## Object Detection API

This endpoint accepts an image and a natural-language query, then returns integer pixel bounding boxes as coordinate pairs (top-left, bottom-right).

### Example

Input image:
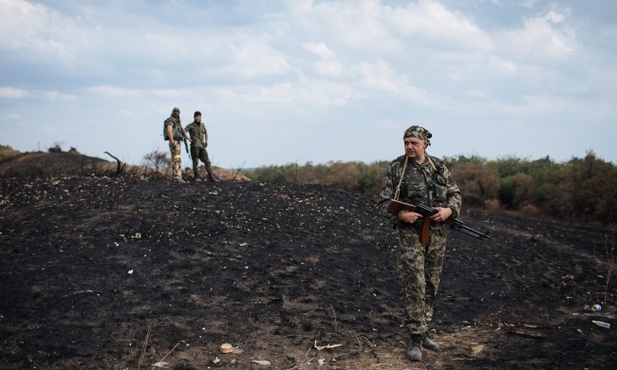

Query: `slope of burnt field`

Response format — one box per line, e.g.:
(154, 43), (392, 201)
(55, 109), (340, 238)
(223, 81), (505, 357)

(0, 176), (615, 369)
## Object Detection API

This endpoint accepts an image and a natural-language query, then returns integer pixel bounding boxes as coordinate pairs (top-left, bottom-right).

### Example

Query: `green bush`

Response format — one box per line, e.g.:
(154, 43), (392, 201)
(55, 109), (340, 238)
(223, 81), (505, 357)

(244, 152), (617, 225)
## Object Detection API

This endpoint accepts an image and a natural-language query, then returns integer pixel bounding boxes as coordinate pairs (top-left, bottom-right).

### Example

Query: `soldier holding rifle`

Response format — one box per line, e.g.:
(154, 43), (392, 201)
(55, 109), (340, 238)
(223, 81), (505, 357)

(377, 125), (462, 362)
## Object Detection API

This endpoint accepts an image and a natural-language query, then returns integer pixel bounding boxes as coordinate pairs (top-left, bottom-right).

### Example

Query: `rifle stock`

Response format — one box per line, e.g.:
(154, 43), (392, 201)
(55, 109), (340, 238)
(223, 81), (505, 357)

(387, 199), (490, 243)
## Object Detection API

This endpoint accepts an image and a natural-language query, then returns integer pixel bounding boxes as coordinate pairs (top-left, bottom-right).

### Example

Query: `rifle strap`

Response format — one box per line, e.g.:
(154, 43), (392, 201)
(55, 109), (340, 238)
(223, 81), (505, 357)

(394, 155), (409, 201)
(395, 155), (434, 245)
(425, 153), (437, 172)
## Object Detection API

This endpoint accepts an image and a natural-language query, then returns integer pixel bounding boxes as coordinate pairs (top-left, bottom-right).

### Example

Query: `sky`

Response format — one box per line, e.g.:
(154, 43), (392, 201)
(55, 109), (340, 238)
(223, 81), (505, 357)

(1, 0), (616, 169)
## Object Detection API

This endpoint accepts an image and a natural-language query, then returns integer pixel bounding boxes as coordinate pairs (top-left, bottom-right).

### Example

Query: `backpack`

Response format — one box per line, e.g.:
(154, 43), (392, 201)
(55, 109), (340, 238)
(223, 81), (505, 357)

(163, 118), (182, 141)
(163, 120), (169, 141)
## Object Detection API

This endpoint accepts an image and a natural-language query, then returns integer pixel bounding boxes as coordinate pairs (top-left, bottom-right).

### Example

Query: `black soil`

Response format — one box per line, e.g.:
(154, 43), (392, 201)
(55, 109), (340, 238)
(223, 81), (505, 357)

(1, 176), (615, 369)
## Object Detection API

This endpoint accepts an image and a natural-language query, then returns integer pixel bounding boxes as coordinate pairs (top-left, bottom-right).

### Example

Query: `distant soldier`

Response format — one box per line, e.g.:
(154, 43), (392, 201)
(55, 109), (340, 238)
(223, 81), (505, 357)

(185, 111), (219, 182)
(163, 107), (190, 183)
(377, 125), (462, 362)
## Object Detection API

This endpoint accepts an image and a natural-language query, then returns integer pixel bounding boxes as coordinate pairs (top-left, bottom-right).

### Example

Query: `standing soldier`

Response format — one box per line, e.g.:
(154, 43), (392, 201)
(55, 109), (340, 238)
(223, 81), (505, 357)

(377, 125), (462, 362)
(163, 107), (189, 183)
(185, 111), (219, 182)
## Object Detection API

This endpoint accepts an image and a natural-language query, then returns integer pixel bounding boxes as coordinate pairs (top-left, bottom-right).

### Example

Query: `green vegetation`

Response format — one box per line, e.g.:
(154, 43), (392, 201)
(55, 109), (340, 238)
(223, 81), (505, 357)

(0, 144), (20, 162)
(243, 151), (617, 226)
(246, 161), (389, 195)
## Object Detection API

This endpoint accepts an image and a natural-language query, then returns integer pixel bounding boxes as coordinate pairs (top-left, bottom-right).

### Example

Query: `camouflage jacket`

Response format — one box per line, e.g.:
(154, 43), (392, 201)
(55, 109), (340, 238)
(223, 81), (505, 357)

(185, 121), (208, 149)
(377, 154), (462, 229)
(164, 117), (184, 141)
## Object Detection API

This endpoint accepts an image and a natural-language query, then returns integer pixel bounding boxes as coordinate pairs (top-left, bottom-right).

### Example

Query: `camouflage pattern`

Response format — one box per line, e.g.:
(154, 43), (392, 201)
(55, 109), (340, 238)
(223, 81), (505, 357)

(185, 120), (213, 177)
(185, 121), (208, 149)
(164, 107), (184, 180)
(164, 107), (183, 141)
(377, 154), (461, 224)
(168, 140), (182, 179)
(190, 146), (213, 177)
(378, 153), (462, 335)
(396, 225), (447, 334)
(403, 125), (433, 143)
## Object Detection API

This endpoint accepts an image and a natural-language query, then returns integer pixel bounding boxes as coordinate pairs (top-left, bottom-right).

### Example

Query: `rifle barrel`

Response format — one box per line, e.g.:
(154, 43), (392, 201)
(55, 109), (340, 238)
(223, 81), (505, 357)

(451, 223), (490, 240)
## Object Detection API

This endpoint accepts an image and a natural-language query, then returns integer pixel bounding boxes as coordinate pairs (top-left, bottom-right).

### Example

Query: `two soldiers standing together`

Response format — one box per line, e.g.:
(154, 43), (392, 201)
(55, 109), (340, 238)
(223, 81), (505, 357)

(164, 107), (219, 183)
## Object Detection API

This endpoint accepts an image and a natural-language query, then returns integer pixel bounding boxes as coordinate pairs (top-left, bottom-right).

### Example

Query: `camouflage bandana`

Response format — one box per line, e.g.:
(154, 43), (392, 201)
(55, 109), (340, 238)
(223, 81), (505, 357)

(403, 125), (432, 142)
(171, 107), (180, 119)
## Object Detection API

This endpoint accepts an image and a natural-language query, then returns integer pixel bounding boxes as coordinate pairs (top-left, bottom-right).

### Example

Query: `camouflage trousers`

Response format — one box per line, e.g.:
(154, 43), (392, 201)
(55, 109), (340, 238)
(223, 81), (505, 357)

(190, 146), (212, 177)
(168, 141), (182, 180)
(396, 224), (447, 335)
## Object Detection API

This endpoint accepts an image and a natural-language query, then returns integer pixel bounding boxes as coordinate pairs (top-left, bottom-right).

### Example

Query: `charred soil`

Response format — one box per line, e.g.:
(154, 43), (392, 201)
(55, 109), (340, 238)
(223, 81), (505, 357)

(1, 173), (616, 369)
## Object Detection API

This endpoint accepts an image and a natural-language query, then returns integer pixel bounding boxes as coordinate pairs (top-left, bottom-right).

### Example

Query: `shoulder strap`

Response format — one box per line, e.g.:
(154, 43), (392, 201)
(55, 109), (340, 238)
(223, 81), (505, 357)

(393, 155), (408, 201)
(425, 153), (438, 172)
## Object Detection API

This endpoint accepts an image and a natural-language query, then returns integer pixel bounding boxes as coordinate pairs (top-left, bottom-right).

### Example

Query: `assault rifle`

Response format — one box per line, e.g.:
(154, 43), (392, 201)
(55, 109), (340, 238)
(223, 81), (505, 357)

(387, 199), (490, 244)
(181, 128), (191, 160)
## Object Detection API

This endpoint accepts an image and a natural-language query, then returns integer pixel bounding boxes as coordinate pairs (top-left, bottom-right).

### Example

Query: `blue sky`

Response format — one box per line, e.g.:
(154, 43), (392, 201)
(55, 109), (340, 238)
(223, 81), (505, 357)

(1, 0), (616, 168)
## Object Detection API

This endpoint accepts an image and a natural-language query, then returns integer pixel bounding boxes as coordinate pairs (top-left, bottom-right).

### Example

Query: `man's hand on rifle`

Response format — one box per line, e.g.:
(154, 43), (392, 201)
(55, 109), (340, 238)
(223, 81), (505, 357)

(397, 206), (452, 224)
(428, 207), (452, 223)
(397, 210), (423, 224)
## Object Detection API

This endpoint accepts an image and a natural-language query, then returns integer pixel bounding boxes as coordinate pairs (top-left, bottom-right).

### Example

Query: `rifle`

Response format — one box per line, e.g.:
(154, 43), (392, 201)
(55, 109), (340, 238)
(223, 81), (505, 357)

(181, 128), (191, 160)
(387, 199), (490, 244)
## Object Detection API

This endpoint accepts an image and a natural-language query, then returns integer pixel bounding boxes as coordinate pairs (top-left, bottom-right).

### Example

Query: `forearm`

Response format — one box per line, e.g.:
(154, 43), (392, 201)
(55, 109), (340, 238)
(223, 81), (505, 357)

(445, 192), (462, 217)
(167, 127), (175, 144)
(377, 173), (398, 222)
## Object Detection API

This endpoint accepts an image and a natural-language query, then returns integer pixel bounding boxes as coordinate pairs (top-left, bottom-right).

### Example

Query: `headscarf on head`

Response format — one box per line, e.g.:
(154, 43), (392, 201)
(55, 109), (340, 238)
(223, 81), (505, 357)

(403, 125), (432, 146)
(403, 125), (438, 170)
(171, 107), (180, 120)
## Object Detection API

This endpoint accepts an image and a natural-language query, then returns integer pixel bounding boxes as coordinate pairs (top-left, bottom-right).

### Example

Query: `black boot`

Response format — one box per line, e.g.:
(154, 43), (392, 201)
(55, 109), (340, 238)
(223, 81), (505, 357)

(407, 334), (423, 362)
(207, 170), (220, 183)
(422, 332), (440, 352)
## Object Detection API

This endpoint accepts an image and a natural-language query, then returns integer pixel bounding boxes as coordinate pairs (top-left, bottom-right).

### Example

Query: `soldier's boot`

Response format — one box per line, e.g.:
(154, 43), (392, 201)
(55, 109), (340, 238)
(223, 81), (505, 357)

(407, 334), (423, 362)
(422, 333), (439, 352)
(193, 170), (203, 182)
(207, 170), (220, 183)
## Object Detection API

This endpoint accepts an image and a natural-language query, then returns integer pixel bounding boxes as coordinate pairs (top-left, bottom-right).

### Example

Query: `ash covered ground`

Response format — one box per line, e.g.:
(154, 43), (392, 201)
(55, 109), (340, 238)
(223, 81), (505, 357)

(1, 174), (616, 369)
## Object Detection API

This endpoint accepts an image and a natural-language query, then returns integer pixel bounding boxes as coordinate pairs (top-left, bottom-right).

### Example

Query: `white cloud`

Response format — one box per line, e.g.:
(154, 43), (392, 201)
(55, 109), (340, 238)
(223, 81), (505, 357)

(85, 85), (142, 98)
(0, 86), (28, 98)
(217, 77), (361, 107)
(3, 112), (23, 120)
(314, 59), (343, 77)
(0, 0), (88, 64)
(499, 10), (577, 60)
(303, 42), (336, 59)
(353, 59), (430, 103)
(488, 56), (518, 74)
(387, 0), (492, 51)
(355, 59), (401, 93)
(303, 42), (343, 77)
(0, 0), (615, 166)
(465, 90), (489, 99)
(46, 91), (76, 102)
(285, 0), (398, 50)
(228, 36), (292, 78)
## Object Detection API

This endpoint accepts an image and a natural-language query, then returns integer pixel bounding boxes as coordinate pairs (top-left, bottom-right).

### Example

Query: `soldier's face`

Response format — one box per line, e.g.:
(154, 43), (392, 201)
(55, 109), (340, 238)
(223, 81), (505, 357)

(404, 137), (426, 158)
(195, 115), (202, 123)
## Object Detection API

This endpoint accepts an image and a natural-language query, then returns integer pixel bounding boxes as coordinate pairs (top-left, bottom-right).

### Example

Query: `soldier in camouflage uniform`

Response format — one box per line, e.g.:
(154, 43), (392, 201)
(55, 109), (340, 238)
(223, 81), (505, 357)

(377, 125), (462, 362)
(164, 107), (189, 183)
(185, 111), (219, 182)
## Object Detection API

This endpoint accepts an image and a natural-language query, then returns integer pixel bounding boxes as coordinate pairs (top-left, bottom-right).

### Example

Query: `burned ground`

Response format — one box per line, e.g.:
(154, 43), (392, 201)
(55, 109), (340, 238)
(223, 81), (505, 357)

(0, 173), (616, 369)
